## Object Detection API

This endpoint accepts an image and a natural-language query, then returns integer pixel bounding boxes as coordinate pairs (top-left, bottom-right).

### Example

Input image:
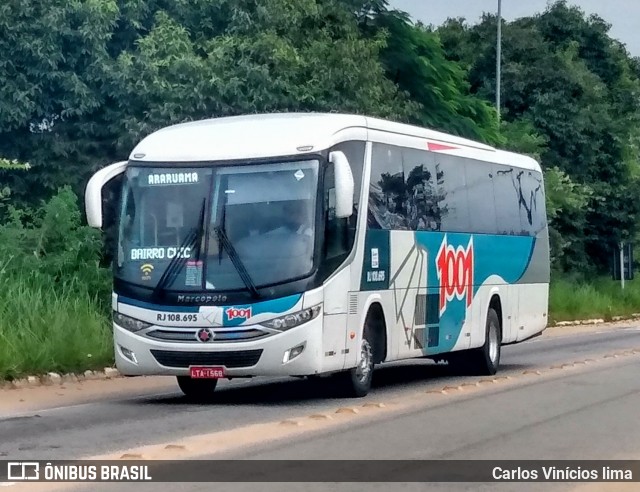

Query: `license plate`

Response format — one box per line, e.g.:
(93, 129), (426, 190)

(189, 366), (225, 379)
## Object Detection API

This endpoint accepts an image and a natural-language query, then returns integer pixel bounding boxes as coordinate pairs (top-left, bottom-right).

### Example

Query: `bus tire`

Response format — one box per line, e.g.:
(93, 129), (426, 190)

(335, 322), (375, 398)
(467, 308), (501, 375)
(176, 376), (218, 401)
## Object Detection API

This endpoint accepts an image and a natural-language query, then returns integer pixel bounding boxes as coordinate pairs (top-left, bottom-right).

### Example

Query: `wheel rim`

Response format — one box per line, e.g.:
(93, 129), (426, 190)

(488, 320), (499, 364)
(355, 338), (373, 384)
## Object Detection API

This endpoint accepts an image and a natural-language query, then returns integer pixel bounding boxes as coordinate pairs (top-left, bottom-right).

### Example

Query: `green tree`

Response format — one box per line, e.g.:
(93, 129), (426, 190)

(0, 157), (30, 216)
(358, 2), (501, 144)
(543, 167), (593, 274)
(0, 0), (417, 214)
(0, 158), (30, 171)
(437, 1), (640, 273)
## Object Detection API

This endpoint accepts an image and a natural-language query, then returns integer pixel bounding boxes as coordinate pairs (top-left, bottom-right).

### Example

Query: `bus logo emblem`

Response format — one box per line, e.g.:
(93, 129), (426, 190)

(435, 236), (474, 315)
(196, 328), (214, 343)
(226, 307), (252, 321)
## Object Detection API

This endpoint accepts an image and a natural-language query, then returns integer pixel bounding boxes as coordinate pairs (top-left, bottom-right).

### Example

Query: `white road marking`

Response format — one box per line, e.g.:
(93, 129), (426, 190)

(0, 483), (16, 487)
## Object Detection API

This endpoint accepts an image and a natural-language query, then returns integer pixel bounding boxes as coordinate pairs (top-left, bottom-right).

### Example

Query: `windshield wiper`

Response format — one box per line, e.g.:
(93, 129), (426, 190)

(153, 199), (206, 298)
(213, 225), (260, 299)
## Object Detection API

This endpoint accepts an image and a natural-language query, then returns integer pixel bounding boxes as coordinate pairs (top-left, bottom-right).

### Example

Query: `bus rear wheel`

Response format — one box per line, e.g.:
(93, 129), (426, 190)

(467, 307), (501, 375)
(444, 308), (501, 376)
(176, 376), (218, 401)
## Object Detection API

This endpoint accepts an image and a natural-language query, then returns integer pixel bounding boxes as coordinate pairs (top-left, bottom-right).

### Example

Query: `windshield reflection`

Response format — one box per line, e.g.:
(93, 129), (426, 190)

(115, 160), (319, 292)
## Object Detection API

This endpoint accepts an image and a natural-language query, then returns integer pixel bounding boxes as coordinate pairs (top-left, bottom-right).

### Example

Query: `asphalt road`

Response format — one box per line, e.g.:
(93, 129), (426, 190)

(111, 357), (639, 492)
(1, 326), (639, 466)
(2, 325), (635, 492)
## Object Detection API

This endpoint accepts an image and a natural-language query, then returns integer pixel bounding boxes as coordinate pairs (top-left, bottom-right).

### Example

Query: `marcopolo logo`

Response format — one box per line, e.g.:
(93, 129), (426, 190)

(225, 307), (252, 321)
(435, 235), (474, 315)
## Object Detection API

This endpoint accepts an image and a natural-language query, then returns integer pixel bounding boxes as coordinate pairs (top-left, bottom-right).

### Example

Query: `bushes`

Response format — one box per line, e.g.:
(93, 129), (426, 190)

(0, 277), (113, 379)
(0, 187), (112, 380)
(550, 276), (640, 323)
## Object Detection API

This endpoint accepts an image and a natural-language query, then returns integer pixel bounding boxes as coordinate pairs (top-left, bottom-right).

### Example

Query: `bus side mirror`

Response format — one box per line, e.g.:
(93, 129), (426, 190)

(329, 151), (354, 219)
(85, 161), (128, 228)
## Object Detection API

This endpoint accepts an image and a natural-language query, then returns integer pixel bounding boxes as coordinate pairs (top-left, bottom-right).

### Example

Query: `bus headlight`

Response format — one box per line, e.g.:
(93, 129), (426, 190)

(113, 312), (152, 332)
(262, 305), (322, 331)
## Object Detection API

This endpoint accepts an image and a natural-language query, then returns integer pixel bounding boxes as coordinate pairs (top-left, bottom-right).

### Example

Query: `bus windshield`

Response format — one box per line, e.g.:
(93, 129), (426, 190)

(115, 160), (319, 292)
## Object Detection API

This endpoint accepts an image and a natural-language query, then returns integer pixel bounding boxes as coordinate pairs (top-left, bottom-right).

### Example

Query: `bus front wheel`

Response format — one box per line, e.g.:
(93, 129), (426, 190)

(176, 376), (218, 401)
(335, 324), (375, 398)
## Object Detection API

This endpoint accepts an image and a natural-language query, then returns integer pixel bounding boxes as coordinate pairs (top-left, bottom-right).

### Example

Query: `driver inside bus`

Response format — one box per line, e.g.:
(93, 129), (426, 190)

(204, 200), (313, 253)
(265, 201), (313, 238)
(204, 201), (313, 289)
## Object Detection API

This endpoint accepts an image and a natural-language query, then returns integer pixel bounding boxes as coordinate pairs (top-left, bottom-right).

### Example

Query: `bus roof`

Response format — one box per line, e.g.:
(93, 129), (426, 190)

(129, 112), (541, 172)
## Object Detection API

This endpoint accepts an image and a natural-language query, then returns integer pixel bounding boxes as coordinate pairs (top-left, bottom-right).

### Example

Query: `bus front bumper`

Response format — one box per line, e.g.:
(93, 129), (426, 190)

(112, 319), (323, 378)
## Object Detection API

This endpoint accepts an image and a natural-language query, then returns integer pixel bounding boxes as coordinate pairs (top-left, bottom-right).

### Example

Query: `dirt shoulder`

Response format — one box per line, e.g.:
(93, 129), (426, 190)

(0, 375), (176, 416)
(542, 319), (640, 338)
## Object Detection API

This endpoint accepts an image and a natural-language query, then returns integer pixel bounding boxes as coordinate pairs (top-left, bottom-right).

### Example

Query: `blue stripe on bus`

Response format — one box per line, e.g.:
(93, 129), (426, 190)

(221, 294), (303, 327)
(117, 296), (200, 313)
(359, 230), (539, 356)
(414, 232), (536, 355)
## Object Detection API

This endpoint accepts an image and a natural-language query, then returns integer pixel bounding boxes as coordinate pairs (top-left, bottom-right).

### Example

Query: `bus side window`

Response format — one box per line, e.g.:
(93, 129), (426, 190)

(369, 143), (408, 230)
(323, 164), (355, 260)
(322, 141), (364, 262)
(401, 147), (442, 231)
(464, 160), (497, 234)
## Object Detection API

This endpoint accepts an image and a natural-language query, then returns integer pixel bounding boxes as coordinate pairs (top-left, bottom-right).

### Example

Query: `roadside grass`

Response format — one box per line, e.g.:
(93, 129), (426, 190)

(549, 276), (640, 323)
(0, 187), (114, 380)
(0, 272), (113, 380)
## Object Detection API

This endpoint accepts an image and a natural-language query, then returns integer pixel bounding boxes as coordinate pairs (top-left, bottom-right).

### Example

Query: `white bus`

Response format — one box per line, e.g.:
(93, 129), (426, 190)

(85, 113), (550, 399)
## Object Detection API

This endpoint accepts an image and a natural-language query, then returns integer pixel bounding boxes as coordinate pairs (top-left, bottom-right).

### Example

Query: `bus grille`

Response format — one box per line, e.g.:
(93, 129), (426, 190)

(348, 294), (359, 314)
(147, 329), (268, 343)
(150, 349), (263, 368)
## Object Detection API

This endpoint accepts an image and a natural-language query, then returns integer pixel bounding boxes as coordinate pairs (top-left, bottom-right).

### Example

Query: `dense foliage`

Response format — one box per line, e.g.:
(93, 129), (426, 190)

(0, 188), (112, 379)
(1, 0), (640, 377)
(1, 0), (636, 277)
(437, 1), (640, 274)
